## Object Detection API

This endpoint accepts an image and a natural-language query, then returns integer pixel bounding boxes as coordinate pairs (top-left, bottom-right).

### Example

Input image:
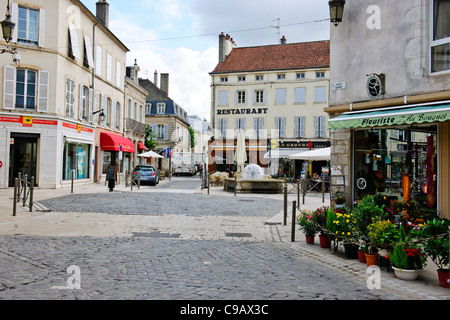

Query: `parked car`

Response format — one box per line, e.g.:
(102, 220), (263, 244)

(132, 165), (159, 186)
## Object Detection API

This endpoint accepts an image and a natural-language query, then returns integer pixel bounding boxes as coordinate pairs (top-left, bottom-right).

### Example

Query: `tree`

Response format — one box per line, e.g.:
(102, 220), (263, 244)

(145, 125), (159, 150)
(189, 127), (197, 150)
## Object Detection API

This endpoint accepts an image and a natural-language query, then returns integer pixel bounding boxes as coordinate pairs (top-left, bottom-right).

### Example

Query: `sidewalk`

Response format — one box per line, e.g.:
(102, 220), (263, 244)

(0, 182), (448, 300)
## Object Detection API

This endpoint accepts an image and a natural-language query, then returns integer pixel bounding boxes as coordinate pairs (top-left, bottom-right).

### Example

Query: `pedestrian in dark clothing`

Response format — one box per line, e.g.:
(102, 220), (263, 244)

(107, 166), (116, 192)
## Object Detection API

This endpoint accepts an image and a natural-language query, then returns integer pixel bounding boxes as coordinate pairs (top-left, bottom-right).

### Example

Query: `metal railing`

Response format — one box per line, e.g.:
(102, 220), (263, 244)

(13, 173), (34, 216)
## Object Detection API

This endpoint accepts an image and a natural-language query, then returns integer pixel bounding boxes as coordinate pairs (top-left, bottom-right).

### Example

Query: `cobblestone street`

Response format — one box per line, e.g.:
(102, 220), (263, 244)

(0, 176), (448, 305)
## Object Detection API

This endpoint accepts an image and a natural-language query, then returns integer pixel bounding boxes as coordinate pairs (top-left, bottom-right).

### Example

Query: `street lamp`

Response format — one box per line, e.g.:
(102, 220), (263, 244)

(329, 0), (346, 27)
(93, 109), (106, 124)
(1, 0), (15, 43)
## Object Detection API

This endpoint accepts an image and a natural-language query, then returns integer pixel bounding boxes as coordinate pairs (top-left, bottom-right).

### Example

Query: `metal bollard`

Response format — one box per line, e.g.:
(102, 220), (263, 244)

(283, 184), (287, 225)
(29, 176), (34, 212)
(13, 178), (18, 216)
(291, 201), (297, 242)
(23, 174), (27, 207)
(302, 179), (306, 204)
(322, 177), (325, 203)
(234, 175), (237, 196)
(71, 170), (74, 194)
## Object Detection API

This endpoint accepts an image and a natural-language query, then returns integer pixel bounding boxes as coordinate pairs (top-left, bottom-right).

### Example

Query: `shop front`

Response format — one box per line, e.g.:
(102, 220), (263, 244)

(95, 130), (135, 183)
(328, 102), (450, 216)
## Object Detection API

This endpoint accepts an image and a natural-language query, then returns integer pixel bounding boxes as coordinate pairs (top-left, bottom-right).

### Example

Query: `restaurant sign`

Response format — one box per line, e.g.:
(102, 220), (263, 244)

(278, 141), (330, 149)
(328, 104), (450, 130)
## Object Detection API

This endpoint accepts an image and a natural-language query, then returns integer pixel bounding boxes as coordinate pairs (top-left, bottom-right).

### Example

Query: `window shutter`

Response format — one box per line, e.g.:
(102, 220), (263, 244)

(164, 124), (168, 140)
(320, 117), (325, 137)
(102, 95), (107, 125)
(38, 9), (45, 47)
(300, 118), (305, 137)
(234, 91), (237, 105)
(111, 100), (116, 129)
(314, 117), (319, 137)
(253, 118), (258, 137)
(280, 118), (285, 138)
(3, 65), (16, 110)
(68, 22), (81, 60)
(11, 3), (18, 43)
(37, 70), (49, 112)
(275, 118), (279, 138)
(259, 118), (264, 138)
(84, 35), (94, 67)
(88, 88), (94, 123)
(294, 118), (299, 138)
(79, 84), (84, 120)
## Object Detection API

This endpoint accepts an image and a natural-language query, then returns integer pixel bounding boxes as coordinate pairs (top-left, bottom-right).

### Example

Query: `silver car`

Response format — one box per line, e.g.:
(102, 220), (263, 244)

(132, 165), (159, 186)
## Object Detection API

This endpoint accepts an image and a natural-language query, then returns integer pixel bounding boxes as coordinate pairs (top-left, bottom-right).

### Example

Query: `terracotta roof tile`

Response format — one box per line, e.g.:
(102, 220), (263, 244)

(211, 40), (330, 74)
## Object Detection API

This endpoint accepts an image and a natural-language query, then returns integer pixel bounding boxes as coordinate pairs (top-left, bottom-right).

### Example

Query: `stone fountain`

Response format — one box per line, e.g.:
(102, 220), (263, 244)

(224, 164), (284, 194)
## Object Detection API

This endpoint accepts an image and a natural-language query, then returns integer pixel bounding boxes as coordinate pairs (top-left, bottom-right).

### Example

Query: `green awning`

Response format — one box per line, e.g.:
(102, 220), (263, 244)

(328, 104), (450, 130)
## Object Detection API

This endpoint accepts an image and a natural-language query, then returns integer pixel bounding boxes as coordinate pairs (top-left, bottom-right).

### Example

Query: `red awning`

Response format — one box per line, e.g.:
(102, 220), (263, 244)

(137, 142), (146, 150)
(100, 132), (135, 153)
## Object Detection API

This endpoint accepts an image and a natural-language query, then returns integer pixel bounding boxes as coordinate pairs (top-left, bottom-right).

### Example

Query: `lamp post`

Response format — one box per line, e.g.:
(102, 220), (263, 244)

(1, 0), (15, 43)
(329, 0), (346, 27)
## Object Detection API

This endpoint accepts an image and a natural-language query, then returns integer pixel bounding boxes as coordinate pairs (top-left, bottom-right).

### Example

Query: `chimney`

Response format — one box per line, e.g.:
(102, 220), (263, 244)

(160, 73), (169, 96)
(218, 32), (236, 63)
(96, 0), (109, 28)
(280, 36), (286, 44)
(154, 70), (158, 86)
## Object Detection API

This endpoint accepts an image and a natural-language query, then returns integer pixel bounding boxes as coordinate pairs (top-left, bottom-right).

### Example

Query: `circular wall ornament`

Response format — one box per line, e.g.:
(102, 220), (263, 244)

(357, 177), (367, 190)
(366, 74), (384, 99)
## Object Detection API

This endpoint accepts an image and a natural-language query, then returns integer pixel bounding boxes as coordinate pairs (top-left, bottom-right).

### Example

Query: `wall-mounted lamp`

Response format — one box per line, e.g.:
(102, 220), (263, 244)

(1, 0), (15, 43)
(93, 109), (106, 124)
(329, 0), (346, 27)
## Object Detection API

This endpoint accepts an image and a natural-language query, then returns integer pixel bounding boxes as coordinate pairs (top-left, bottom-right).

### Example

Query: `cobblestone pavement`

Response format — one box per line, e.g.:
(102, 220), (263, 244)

(0, 235), (401, 300)
(0, 177), (448, 302)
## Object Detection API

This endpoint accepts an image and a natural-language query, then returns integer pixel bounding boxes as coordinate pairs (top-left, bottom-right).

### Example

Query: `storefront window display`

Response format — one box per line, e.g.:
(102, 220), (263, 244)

(63, 142), (91, 180)
(353, 126), (437, 210)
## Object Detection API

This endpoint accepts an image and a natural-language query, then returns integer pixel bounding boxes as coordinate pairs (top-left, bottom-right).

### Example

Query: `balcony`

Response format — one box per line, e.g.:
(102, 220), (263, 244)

(125, 118), (146, 136)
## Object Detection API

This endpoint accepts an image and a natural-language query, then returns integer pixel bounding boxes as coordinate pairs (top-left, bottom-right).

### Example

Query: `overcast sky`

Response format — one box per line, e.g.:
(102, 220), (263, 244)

(81, 0), (331, 121)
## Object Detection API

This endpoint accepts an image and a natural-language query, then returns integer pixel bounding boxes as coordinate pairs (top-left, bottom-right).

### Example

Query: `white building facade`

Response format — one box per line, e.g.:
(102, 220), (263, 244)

(0, 0), (129, 188)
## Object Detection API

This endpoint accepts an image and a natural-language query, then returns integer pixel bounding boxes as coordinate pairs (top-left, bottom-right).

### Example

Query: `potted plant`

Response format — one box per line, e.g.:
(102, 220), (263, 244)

(390, 244), (427, 281)
(312, 206), (331, 248)
(334, 191), (345, 208)
(416, 217), (450, 288)
(332, 208), (359, 258)
(366, 219), (392, 267)
(297, 210), (318, 244)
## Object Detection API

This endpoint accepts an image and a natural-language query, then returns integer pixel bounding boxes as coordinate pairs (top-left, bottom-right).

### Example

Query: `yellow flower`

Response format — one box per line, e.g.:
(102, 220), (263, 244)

(346, 219), (350, 223)
(347, 232), (351, 236)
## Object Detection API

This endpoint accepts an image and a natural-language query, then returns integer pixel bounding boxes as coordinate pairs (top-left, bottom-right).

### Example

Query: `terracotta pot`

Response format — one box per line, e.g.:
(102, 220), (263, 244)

(392, 267), (419, 281)
(365, 253), (379, 266)
(437, 269), (449, 288)
(357, 250), (366, 263)
(319, 235), (331, 248)
(305, 235), (315, 244)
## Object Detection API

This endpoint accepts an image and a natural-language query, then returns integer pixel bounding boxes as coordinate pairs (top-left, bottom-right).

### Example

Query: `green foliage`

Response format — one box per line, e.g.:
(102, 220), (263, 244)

(145, 125), (159, 150)
(352, 195), (385, 240)
(416, 218), (450, 270)
(326, 207), (337, 235)
(189, 127), (197, 149)
(297, 210), (319, 236)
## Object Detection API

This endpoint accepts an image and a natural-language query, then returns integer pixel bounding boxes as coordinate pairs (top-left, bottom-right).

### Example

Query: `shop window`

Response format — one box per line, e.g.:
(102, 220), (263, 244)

(353, 127), (437, 211)
(63, 142), (90, 180)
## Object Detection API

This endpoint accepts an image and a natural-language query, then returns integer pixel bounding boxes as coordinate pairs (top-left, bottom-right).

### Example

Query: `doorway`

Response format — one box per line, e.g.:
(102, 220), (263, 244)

(9, 133), (39, 187)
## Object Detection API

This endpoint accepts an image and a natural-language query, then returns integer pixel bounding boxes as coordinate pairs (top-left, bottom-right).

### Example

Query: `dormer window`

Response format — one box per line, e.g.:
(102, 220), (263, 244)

(238, 76), (246, 82)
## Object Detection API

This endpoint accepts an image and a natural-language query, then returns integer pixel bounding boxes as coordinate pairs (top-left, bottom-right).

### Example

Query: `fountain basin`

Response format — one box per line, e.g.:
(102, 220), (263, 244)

(224, 177), (284, 194)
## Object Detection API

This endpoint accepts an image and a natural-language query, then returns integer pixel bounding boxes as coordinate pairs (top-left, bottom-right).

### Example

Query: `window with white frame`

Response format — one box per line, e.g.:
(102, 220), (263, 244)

(235, 118), (246, 136)
(277, 74), (286, 80)
(145, 103), (151, 114)
(220, 77), (228, 82)
(238, 76), (246, 82)
(294, 117), (305, 138)
(314, 116), (326, 138)
(236, 90), (246, 104)
(255, 75), (264, 81)
(296, 73), (305, 79)
(218, 118), (227, 138)
(16, 69), (36, 109)
(316, 71), (325, 78)
(275, 117), (286, 138)
(431, 0), (450, 73)
(254, 90), (264, 104)
(116, 102), (121, 129)
(157, 124), (168, 140)
(128, 98), (132, 118)
(79, 85), (88, 120)
(157, 103), (166, 114)
(17, 7), (39, 45)
(253, 118), (264, 138)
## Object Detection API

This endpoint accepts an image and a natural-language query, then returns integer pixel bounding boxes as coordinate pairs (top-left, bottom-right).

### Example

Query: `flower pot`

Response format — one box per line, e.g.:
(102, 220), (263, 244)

(305, 235), (315, 244)
(365, 253), (379, 267)
(344, 244), (359, 259)
(437, 269), (449, 288)
(319, 235), (331, 248)
(357, 250), (366, 263)
(392, 267), (419, 281)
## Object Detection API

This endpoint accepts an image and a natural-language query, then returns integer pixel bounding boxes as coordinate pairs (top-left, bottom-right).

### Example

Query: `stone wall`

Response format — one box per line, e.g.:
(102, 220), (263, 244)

(330, 128), (352, 206)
